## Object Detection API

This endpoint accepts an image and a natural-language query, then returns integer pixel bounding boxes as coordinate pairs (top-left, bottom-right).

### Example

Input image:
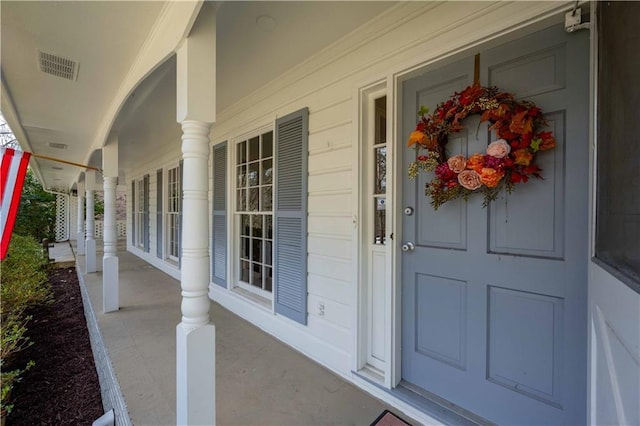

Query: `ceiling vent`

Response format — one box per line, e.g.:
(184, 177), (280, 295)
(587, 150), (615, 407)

(48, 142), (68, 149)
(38, 50), (79, 81)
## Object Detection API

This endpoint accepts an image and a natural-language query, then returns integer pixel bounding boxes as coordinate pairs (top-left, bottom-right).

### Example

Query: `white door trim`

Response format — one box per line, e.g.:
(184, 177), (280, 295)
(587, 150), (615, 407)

(587, 4), (640, 425)
(354, 80), (395, 384)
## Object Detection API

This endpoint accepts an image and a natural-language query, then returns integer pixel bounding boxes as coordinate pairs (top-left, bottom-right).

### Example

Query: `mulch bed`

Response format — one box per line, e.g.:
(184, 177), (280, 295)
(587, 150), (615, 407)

(5, 267), (104, 425)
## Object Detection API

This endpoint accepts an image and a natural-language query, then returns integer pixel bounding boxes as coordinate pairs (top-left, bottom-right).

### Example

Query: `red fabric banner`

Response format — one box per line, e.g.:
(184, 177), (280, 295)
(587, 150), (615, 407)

(1, 148), (31, 260)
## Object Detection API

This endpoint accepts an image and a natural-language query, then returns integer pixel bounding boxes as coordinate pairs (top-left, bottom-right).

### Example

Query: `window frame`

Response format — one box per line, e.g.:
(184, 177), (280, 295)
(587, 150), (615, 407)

(371, 95), (387, 247)
(135, 177), (145, 249)
(594, 1), (640, 292)
(165, 164), (181, 264)
(232, 125), (275, 299)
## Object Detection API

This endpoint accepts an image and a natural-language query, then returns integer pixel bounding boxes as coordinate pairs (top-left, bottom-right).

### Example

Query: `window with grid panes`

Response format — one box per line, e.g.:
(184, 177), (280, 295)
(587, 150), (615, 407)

(235, 130), (273, 295)
(136, 179), (145, 248)
(166, 166), (180, 261)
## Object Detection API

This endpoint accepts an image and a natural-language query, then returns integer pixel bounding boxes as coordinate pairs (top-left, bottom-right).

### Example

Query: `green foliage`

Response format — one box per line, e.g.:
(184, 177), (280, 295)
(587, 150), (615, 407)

(0, 315), (34, 416)
(94, 193), (104, 218)
(0, 315), (33, 361)
(0, 361), (34, 416)
(0, 235), (51, 313)
(13, 169), (56, 242)
(0, 234), (52, 416)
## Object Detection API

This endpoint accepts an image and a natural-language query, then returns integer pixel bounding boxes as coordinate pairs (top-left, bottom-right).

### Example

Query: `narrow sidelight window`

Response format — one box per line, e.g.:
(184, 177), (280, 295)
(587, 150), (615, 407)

(372, 96), (387, 245)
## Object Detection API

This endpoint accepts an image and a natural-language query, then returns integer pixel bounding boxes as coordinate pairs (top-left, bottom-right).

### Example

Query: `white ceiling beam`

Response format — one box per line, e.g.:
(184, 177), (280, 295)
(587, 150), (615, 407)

(177, 2), (216, 124)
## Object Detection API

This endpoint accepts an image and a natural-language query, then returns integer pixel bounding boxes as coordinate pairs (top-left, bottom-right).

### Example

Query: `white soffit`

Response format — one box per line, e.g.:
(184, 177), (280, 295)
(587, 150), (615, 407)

(0, 1), (165, 190)
(216, 1), (397, 111)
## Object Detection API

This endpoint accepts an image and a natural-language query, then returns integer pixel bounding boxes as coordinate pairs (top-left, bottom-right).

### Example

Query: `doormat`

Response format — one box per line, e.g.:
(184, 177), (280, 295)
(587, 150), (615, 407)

(370, 410), (412, 426)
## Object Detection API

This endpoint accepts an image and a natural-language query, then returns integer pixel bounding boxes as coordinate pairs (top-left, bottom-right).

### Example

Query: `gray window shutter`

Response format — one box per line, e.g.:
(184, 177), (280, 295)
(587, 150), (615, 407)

(143, 174), (150, 252)
(274, 108), (309, 325)
(178, 160), (183, 269)
(212, 142), (227, 287)
(131, 180), (135, 246)
(156, 169), (163, 258)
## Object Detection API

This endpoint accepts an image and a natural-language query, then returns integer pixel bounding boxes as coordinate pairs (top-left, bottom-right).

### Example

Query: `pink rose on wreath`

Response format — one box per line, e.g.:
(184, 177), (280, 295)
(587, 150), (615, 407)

(457, 170), (483, 190)
(486, 139), (511, 158)
(447, 155), (467, 173)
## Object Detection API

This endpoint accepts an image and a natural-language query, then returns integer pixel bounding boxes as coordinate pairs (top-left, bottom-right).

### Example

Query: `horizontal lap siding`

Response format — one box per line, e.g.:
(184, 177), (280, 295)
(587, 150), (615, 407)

(308, 193), (351, 215)
(308, 148), (351, 174)
(309, 122), (351, 152)
(308, 235), (351, 261)
(127, 145), (183, 278)
(308, 171), (352, 193)
(296, 99), (354, 348)
(308, 215), (352, 238)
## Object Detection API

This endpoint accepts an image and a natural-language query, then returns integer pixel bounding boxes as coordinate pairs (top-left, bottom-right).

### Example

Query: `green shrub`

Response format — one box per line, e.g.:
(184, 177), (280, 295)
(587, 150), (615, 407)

(0, 314), (34, 416)
(0, 234), (52, 416)
(13, 169), (56, 242)
(1, 235), (51, 314)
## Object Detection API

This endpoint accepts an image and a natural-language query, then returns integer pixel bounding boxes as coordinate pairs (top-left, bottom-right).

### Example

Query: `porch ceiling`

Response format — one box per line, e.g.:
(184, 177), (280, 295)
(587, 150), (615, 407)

(0, 0), (166, 191)
(1, 1), (395, 188)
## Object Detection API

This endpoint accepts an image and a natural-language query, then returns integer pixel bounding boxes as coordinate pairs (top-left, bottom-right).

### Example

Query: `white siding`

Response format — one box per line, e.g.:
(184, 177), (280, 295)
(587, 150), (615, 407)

(127, 143), (183, 280)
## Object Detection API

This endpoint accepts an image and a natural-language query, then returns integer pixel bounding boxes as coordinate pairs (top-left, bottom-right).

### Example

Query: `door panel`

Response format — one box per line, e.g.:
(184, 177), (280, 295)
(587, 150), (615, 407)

(416, 274), (467, 370)
(401, 24), (589, 425)
(489, 111), (565, 258)
(487, 286), (564, 408)
(404, 61), (473, 252)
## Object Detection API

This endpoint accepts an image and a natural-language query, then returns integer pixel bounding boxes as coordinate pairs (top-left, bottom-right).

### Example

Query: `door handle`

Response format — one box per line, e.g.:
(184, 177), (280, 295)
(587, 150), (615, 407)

(401, 242), (415, 252)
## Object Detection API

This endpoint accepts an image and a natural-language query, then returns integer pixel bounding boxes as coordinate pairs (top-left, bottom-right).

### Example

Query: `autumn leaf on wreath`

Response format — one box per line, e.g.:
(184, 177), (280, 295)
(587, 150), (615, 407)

(457, 83), (485, 106)
(530, 137), (542, 152)
(408, 130), (427, 147)
(509, 110), (533, 135)
(537, 131), (556, 151)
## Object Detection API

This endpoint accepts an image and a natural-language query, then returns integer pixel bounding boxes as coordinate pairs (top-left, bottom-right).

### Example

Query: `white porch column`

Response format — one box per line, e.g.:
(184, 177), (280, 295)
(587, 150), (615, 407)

(76, 180), (85, 255)
(175, 4), (216, 425)
(102, 141), (119, 313)
(85, 170), (97, 273)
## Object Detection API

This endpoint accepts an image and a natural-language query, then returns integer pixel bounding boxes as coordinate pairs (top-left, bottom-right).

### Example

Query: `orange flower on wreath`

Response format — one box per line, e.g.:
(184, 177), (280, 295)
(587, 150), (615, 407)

(479, 168), (505, 188)
(466, 153), (484, 173)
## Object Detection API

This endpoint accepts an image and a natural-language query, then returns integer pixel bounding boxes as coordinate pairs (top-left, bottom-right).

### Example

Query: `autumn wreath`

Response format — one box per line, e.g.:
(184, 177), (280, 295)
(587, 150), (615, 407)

(408, 83), (556, 209)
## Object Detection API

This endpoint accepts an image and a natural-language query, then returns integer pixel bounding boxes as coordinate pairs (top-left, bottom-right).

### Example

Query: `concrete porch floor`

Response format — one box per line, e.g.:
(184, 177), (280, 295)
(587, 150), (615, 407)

(70, 241), (409, 426)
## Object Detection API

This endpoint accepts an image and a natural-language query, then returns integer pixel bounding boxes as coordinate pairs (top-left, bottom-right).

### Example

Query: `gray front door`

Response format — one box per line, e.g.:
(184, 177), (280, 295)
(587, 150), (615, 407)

(401, 24), (589, 425)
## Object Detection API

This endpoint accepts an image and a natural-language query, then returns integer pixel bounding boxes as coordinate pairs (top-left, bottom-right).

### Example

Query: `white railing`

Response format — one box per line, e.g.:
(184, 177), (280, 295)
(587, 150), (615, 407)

(93, 220), (127, 239)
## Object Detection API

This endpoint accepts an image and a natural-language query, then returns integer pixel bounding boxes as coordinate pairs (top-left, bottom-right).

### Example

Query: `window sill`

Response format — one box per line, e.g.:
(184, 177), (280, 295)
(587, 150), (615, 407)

(592, 256), (640, 295)
(164, 258), (179, 268)
(231, 286), (273, 311)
